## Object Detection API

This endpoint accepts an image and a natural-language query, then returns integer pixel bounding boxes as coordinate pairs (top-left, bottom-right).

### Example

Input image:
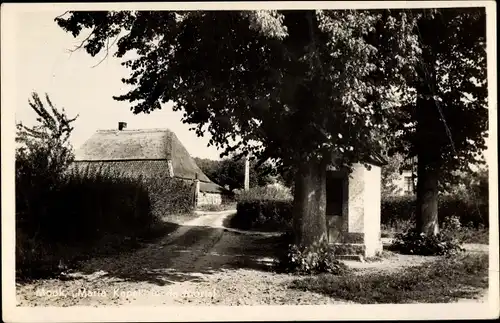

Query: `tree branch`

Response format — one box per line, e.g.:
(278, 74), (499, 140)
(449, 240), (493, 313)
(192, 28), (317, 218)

(91, 36), (112, 68)
(66, 27), (97, 54)
(55, 11), (69, 20)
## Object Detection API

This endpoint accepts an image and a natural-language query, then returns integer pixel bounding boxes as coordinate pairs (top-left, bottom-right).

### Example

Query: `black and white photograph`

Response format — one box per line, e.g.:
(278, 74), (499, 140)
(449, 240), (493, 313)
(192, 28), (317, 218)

(1, 1), (498, 321)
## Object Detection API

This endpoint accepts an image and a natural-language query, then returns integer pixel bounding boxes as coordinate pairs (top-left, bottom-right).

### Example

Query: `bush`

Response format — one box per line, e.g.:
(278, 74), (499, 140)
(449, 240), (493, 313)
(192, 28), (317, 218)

(15, 93), (194, 279)
(228, 185), (293, 232)
(440, 216), (489, 244)
(276, 240), (349, 275)
(16, 164), (194, 280)
(381, 195), (488, 229)
(141, 174), (194, 216)
(381, 219), (415, 238)
(236, 184), (293, 202)
(231, 200), (293, 232)
(391, 229), (464, 256)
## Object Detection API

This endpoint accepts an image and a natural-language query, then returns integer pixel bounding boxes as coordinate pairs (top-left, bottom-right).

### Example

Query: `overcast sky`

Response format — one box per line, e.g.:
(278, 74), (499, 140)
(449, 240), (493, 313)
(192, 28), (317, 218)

(13, 10), (223, 160)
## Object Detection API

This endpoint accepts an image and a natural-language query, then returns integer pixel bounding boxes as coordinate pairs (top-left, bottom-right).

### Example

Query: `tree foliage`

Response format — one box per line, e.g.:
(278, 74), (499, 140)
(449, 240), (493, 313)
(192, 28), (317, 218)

(54, 8), (488, 244)
(55, 9), (423, 246)
(391, 8), (487, 186)
(55, 10), (419, 171)
(16, 93), (79, 264)
(388, 8), (487, 235)
(16, 93), (78, 178)
(381, 153), (405, 198)
(194, 156), (278, 191)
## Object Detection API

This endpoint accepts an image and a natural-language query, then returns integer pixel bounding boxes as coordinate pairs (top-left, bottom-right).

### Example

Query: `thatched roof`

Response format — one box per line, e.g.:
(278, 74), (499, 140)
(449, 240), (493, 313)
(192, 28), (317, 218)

(199, 181), (225, 194)
(73, 128), (222, 192)
(69, 160), (172, 179)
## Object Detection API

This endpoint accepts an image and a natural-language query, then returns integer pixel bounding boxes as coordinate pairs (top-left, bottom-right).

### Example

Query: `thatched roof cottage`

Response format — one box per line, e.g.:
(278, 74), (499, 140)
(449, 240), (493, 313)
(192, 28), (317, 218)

(72, 123), (224, 206)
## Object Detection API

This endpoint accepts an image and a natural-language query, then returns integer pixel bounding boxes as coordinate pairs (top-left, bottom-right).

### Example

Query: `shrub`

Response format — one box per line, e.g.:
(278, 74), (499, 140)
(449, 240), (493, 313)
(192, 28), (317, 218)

(229, 185), (293, 232)
(142, 174), (194, 216)
(439, 194), (488, 228)
(231, 200), (293, 232)
(236, 184), (293, 202)
(381, 195), (488, 229)
(381, 219), (415, 238)
(15, 93), (194, 280)
(391, 229), (464, 256)
(16, 166), (152, 278)
(16, 164), (195, 280)
(440, 216), (489, 244)
(275, 239), (349, 275)
(381, 195), (416, 227)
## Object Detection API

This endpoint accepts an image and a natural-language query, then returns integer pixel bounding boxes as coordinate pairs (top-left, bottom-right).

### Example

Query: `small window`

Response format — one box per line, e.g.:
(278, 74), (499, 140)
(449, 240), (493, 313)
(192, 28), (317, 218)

(404, 176), (414, 195)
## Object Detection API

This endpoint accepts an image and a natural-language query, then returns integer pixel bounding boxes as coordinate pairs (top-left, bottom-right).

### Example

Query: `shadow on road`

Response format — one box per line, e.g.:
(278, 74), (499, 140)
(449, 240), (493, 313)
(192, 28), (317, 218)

(71, 221), (286, 287)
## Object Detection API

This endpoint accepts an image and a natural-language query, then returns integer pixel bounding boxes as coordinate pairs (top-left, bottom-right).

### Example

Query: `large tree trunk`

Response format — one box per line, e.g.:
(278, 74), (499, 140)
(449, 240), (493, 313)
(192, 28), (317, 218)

(292, 157), (328, 247)
(415, 88), (442, 236)
(413, 13), (449, 236)
(415, 21), (441, 236)
(415, 158), (439, 235)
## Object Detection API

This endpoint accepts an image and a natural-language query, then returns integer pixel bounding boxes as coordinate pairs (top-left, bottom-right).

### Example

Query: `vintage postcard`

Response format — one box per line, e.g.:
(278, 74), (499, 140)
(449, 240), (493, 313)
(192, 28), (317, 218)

(1, 1), (498, 322)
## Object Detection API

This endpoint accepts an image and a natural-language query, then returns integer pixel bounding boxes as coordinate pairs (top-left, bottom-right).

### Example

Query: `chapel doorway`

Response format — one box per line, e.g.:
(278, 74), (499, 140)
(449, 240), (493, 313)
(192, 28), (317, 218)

(326, 172), (345, 242)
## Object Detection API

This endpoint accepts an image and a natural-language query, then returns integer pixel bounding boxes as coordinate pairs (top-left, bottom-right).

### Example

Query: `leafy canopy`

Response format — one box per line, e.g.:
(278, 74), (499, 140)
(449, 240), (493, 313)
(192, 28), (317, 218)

(390, 8), (488, 186)
(56, 10), (420, 169)
(16, 93), (78, 176)
(194, 156), (278, 191)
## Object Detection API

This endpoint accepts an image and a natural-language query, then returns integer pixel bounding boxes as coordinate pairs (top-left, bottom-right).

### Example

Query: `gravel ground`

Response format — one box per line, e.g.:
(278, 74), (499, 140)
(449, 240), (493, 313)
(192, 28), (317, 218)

(16, 210), (348, 306)
(16, 212), (489, 306)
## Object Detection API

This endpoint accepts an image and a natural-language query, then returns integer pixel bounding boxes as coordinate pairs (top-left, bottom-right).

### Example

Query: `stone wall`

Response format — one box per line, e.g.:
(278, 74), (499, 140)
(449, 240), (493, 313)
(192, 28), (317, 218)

(392, 170), (415, 196)
(183, 178), (222, 206)
(363, 165), (383, 257)
(347, 163), (365, 233)
(327, 162), (383, 258)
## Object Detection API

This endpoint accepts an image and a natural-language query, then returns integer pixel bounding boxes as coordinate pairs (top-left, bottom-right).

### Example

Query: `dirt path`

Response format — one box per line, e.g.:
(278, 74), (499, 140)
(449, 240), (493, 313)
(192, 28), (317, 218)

(16, 210), (346, 306)
(17, 213), (489, 306)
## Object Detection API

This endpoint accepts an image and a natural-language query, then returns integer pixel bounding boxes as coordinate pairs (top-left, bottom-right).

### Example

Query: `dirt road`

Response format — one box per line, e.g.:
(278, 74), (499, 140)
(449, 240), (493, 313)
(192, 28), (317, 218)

(16, 211), (490, 306)
(16, 210), (346, 306)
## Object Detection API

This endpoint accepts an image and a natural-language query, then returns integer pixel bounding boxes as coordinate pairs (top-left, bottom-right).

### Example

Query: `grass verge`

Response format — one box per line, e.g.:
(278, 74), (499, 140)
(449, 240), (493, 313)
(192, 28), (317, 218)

(290, 253), (488, 304)
(381, 226), (489, 245)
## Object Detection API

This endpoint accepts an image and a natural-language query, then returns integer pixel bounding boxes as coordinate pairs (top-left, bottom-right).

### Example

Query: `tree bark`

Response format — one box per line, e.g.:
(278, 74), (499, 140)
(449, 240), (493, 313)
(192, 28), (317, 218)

(292, 157), (328, 247)
(415, 87), (441, 236)
(415, 26), (443, 235)
(415, 22), (441, 236)
(415, 158), (439, 235)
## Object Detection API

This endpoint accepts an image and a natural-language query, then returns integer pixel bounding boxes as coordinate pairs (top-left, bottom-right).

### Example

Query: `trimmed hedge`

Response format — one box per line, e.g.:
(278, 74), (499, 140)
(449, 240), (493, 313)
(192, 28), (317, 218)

(232, 200), (293, 232)
(16, 165), (194, 279)
(230, 190), (488, 234)
(381, 195), (489, 229)
(236, 184), (293, 202)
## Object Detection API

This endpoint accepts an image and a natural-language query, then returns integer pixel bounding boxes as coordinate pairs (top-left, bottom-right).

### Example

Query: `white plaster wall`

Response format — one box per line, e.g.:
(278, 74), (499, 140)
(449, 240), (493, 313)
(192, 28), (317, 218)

(392, 170), (413, 196)
(197, 192), (222, 206)
(364, 165), (382, 257)
(348, 163), (365, 233)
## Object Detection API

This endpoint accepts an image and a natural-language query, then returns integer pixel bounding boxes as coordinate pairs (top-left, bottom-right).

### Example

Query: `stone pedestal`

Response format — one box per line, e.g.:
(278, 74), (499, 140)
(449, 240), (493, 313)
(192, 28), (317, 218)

(326, 163), (383, 258)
